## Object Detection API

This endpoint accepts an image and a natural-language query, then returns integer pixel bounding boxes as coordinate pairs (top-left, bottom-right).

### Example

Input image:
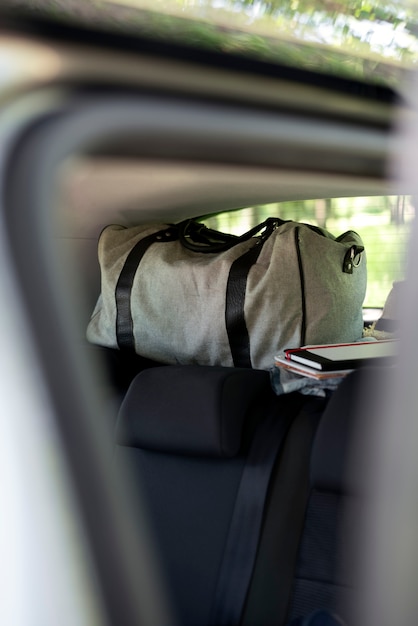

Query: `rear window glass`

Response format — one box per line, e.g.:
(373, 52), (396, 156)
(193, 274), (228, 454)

(200, 195), (413, 310)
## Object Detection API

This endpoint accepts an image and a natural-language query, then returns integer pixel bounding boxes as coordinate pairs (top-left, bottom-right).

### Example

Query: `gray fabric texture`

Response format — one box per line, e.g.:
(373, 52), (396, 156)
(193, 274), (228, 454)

(87, 221), (367, 370)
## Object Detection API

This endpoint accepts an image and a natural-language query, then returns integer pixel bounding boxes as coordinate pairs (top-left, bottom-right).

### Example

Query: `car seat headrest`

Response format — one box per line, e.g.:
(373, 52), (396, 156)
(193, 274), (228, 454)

(116, 365), (271, 457)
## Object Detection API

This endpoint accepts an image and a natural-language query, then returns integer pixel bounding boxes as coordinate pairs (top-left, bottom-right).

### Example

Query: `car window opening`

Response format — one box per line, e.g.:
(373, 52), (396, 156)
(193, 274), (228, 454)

(200, 195), (412, 311)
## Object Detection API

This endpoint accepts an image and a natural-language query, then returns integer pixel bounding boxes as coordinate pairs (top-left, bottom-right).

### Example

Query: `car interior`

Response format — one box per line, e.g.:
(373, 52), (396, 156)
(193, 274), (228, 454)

(0, 5), (415, 626)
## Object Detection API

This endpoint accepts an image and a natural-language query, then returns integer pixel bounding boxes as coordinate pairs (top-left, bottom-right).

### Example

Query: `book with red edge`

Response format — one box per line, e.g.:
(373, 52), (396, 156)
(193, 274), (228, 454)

(282, 339), (398, 372)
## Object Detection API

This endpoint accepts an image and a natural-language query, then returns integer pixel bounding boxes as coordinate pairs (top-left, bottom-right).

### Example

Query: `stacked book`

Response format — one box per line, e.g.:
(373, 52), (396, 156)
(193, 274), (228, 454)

(274, 340), (398, 381)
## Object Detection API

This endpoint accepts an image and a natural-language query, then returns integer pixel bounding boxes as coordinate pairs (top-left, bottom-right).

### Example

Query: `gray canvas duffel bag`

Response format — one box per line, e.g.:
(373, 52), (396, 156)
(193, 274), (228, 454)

(87, 217), (367, 370)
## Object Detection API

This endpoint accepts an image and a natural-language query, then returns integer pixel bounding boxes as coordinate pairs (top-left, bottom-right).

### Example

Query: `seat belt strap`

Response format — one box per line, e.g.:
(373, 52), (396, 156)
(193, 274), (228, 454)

(209, 402), (295, 626)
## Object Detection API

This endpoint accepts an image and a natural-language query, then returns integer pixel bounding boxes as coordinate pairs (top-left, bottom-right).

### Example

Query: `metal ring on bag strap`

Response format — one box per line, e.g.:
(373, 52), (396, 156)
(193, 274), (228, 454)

(343, 245), (364, 274)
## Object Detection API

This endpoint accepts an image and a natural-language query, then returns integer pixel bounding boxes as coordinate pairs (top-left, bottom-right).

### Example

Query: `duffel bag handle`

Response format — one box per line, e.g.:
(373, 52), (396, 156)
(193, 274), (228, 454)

(178, 217), (286, 253)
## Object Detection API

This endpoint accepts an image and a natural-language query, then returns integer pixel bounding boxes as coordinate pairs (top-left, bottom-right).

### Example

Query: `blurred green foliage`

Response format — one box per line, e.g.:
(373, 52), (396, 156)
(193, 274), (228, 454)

(5, 0), (417, 86)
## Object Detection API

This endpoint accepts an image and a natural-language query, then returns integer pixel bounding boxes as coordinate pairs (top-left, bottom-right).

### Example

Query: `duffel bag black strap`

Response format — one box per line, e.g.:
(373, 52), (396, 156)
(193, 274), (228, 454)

(225, 240), (267, 368)
(225, 219), (282, 367)
(115, 226), (178, 351)
(179, 217), (284, 254)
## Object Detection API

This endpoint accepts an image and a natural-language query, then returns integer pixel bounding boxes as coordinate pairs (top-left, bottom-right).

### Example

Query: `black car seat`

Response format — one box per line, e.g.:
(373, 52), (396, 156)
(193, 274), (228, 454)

(113, 364), (327, 626)
(284, 367), (374, 625)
